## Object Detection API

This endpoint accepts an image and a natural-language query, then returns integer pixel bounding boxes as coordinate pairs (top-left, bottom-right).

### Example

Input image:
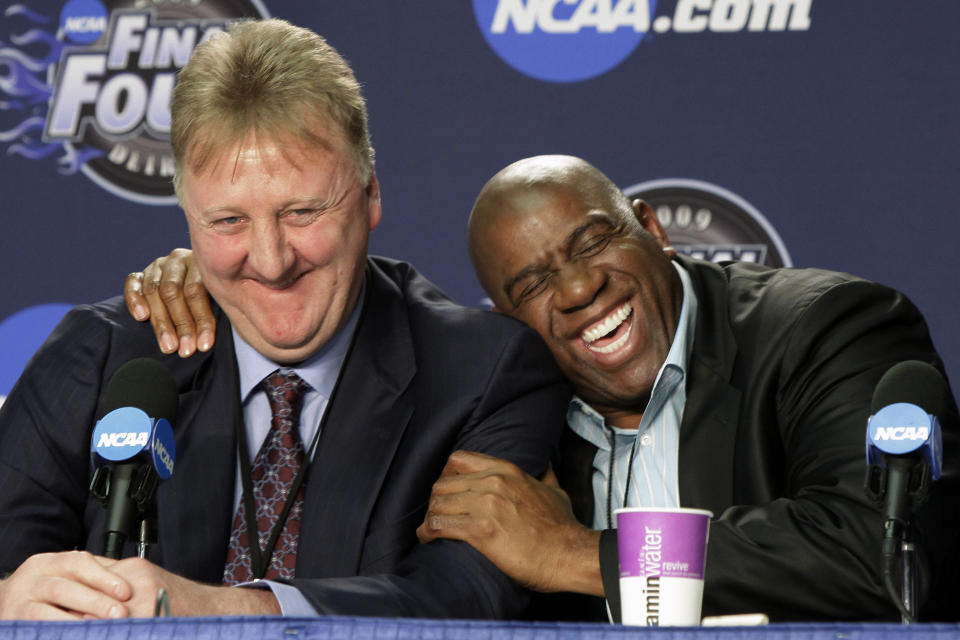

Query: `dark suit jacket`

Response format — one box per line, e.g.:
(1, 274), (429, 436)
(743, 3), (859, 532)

(551, 257), (960, 622)
(0, 257), (570, 618)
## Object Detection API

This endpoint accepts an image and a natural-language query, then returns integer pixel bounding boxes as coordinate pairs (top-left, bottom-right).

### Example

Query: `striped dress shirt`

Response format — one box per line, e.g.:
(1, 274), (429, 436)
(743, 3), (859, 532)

(567, 261), (698, 530)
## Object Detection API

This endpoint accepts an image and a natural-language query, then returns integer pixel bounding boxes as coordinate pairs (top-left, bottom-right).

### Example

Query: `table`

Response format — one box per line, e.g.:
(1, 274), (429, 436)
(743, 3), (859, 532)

(2, 617), (959, 640)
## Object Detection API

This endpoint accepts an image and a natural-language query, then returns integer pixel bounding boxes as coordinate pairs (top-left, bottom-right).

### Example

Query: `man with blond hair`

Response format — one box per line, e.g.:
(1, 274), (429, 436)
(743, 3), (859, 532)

(0, 20), (566, 620)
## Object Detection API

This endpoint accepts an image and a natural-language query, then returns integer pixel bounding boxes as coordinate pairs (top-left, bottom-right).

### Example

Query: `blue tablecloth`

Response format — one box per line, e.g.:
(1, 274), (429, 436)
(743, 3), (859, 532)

(1, 617), (958, 640)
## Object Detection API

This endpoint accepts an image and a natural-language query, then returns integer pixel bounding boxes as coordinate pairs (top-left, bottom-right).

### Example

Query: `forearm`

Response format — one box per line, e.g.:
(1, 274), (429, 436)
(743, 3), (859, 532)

(293, 539), (530, 619)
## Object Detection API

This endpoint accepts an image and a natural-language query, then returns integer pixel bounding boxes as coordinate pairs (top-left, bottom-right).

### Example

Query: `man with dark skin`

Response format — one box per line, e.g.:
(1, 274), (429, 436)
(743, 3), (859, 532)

(410, 157), (683, 601)
(126, 155), (960, 621)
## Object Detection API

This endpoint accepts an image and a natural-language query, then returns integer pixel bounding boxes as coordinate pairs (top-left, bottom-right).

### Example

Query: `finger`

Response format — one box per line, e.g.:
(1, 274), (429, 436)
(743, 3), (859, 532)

(540, 464), (560, 488)
(415, 522), (436, 544)
(154, 257), (199, 358)
(123, 273), (150, 322)
(29, 577), (128, 620)
(417, 514), (476, 544)
(181, 261), (215, 353)
(6, 552), (131, 620)
(60, 553), (132, 602)
(17, 601), (88, 622)
(91, 556), (122, 568)
(142, 260), (180, 355)
(425, 489), (483, 516)
(431, 460), (526, 497)
(442, 450), (518, 476)
(428, 470), (493, 496)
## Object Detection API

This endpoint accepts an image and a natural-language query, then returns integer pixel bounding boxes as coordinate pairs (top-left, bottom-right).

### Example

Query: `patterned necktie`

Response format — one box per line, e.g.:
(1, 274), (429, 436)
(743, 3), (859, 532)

(223, 370), (309, 584)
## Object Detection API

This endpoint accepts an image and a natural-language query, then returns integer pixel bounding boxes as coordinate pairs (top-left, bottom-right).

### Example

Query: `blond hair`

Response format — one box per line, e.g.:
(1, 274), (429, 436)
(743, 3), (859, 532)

(170, 19), (374, 197)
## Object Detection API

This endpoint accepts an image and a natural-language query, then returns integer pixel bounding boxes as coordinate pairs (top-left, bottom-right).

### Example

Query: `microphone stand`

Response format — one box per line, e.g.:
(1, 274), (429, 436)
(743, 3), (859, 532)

(901, 541), (917, 623)
(874, 455), (930, 624)
(138, 513), (157, 558)
(91, 463), (160, 560)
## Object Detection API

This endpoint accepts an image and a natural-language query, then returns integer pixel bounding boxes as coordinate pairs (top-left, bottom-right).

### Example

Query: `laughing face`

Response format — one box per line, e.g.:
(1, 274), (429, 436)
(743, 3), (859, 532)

(470, 158), (682, 428)
(180, 127), (381, 364)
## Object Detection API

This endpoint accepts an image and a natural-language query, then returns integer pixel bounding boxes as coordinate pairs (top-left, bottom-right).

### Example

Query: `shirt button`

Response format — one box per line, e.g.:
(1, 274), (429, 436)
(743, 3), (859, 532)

(640, 433), (652, 446)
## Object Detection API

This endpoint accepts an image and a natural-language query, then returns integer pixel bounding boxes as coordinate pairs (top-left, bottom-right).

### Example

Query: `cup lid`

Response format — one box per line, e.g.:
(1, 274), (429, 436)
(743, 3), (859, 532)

(614, 506), (714, 518)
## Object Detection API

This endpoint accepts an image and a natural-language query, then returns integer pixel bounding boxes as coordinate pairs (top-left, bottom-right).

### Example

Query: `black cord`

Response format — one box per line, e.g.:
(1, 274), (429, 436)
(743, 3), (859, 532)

(883, 550), (914, 623)
(605, 429), (615, 529)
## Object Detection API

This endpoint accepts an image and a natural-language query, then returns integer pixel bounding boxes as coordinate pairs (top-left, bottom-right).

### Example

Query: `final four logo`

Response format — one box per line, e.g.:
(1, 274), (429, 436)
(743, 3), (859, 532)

(0, 0), (269, 205)
(473, 0), (812, 82)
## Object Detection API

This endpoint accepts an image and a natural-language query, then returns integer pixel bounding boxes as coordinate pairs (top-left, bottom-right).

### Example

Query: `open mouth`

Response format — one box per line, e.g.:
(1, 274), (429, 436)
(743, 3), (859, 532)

(581, 301), (633, 354)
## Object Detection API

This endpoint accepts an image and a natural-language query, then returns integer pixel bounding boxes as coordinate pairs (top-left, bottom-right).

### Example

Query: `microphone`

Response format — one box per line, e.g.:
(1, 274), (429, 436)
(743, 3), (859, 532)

(89, 358), (178, 559)
(864, 360), (950, 622)
(865, 361), (948, 538)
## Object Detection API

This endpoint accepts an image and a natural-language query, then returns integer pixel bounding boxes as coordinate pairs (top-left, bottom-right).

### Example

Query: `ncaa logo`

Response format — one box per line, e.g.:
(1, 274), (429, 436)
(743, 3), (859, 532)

(623, 178), (791, 267)
(473, 0), (812, 83)
(472, 0), (657, 83)
(0, 0), (269, 205)
(60, 0), (107, 45)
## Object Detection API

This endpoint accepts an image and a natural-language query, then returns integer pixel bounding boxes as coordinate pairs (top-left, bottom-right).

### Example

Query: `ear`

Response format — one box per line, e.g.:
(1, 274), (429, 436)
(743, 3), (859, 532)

(366, 171), (383, 231)
(632, 199), (675, 257)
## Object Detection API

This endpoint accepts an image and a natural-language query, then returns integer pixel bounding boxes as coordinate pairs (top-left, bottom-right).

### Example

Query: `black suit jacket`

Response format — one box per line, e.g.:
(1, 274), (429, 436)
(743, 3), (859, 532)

(552, 257), (960, 622)
(0, 257), (570, 618)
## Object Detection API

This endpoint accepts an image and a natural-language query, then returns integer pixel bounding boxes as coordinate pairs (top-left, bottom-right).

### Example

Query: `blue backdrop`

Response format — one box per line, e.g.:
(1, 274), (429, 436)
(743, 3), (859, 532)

(2, 0), (958, 402)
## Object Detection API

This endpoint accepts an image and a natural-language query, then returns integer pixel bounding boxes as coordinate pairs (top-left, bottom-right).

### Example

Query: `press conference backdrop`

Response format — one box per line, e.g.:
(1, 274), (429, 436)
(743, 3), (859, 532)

(1, 1), (958, 405)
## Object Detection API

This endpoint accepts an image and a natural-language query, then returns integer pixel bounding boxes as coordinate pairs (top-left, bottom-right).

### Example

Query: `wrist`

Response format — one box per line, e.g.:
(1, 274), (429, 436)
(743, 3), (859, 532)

(182, 582), (282, 616)
(222, 585), (283, 615)
(550, 526), (604, 596)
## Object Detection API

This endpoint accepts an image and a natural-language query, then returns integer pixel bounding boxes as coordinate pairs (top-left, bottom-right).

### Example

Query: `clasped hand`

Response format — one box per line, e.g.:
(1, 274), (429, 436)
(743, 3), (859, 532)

(0, 550), (278, 620)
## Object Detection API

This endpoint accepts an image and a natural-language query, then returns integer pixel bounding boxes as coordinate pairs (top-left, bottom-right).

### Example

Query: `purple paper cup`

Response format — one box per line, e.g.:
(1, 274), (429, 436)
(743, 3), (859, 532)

(615, 507), (712, 626)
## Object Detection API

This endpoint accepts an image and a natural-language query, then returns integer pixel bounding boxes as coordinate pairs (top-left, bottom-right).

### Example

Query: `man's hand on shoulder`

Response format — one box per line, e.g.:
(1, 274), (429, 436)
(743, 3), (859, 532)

(0, 550), (131, 620)
(417, 450), (604, 596)
(124, 248), (216, 358)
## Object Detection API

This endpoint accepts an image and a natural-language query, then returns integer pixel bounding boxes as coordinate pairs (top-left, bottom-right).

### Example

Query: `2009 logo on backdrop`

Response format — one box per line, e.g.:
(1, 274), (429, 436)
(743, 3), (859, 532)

(0, 0), (269, 205)
(623, 178), (792, 268)
(473, 0), (812, 82)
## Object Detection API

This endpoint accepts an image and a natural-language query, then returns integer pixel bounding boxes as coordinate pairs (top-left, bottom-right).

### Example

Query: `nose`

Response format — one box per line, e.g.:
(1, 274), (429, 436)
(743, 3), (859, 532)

(554, 262), (606, 313)
(246, 220), (293, 283)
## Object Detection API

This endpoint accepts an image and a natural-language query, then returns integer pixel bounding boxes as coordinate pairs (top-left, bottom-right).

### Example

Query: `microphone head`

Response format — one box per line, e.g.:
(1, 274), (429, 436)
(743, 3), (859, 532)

(867, 360), (948, 481)
(102, 358), (178, 423)
(92, 359), (178, 477)
(870, 360), (950, 417)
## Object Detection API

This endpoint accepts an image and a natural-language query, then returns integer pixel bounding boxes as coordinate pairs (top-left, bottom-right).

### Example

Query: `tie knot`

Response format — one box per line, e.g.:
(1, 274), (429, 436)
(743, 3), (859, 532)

(263, 370), (308, 413)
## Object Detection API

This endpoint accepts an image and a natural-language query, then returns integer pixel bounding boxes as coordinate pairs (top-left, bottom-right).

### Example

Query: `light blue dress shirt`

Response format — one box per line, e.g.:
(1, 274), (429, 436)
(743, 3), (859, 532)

(567, 261), (698, 530)
(229, 283), (364, 615)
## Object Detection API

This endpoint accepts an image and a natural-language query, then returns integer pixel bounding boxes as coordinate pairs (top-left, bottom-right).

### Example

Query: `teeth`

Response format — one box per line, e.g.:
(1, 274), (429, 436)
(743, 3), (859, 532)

(586, 322), (633, 354)
(582, 302), (632, 344)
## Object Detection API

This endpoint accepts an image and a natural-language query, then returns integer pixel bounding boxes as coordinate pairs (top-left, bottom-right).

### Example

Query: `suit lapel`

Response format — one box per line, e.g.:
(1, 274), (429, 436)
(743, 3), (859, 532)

(677, 257), (740, 516)
(155, 320), (239, 582)
(297, 262), (416, 577)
